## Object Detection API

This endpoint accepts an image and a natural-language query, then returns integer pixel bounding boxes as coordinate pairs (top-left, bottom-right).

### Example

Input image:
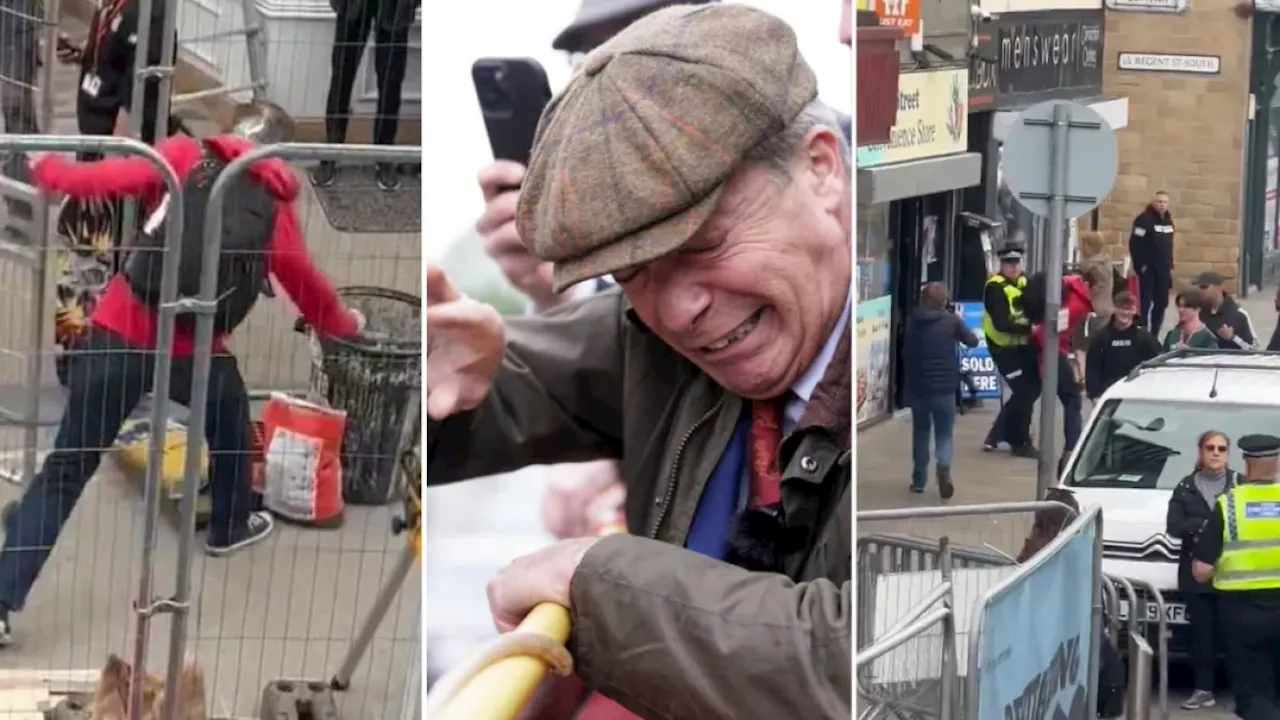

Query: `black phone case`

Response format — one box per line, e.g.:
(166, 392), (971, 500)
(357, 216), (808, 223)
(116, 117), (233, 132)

(471, 57), (552, 168)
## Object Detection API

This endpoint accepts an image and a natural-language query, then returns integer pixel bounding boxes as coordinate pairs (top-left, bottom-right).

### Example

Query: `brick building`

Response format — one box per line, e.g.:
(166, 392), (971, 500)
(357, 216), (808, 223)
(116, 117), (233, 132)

(1094, 0), (1251, 290)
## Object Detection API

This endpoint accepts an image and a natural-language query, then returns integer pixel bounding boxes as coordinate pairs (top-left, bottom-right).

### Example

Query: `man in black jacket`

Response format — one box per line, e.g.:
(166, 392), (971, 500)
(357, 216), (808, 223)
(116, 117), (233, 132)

(904, 282), (978, 497)
(1130, 191), (1175, 334)
(1085, 292), (1162, 400)
(1196, 271), (1258, 351)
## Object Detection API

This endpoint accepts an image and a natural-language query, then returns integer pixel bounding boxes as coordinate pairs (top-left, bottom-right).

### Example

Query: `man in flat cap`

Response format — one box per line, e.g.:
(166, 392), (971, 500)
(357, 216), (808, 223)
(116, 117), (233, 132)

(981, 242), (1040, 457)
(1193, 433), (1280, 718)
(429, 5), (850, 717)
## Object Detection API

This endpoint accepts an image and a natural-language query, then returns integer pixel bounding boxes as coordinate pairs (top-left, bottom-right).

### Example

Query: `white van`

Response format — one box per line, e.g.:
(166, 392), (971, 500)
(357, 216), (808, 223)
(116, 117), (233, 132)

(1062, 350), (1280, 656)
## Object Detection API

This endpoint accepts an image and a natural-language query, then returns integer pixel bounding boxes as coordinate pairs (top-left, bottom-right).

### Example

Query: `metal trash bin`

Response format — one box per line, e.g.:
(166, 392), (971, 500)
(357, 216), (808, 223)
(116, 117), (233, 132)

(308, 286), (420, 505)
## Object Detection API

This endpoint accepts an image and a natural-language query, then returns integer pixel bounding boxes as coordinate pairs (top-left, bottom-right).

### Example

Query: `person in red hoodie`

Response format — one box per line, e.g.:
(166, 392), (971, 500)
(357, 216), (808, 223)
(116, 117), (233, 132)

(1029, 272), (1093, 471)
(0, 102), (362, 645)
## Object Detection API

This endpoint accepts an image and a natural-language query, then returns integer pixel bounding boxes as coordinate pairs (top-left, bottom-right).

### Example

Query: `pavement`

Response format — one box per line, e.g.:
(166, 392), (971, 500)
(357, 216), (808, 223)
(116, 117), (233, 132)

(0, 17), (423, 719)
(856, 289), (1278, 719)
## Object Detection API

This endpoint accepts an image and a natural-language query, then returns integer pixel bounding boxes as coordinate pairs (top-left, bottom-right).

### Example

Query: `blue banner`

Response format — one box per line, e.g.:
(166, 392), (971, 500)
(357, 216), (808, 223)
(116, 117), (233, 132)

(976, 513), (1097, 720)
(955, 302), (1002, 400)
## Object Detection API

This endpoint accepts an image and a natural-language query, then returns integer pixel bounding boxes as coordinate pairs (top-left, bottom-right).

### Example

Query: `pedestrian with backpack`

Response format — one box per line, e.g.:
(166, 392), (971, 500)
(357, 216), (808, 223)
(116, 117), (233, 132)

(0, 101), (364, 645)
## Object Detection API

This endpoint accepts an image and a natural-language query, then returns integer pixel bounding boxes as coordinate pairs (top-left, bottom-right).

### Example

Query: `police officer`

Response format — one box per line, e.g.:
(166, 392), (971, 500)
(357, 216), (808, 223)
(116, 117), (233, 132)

(1192, 433), (1280, 719)
(981, 243), (1039, 458)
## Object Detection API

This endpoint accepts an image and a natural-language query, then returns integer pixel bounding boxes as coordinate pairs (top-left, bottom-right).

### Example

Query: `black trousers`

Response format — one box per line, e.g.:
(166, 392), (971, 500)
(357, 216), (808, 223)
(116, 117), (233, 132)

(0, 327), (254, 611)
(1186, 591), (1220, 692)
(1223, 595), (1280, 719)
(325, 0), (411, 147)
(988, 344), (1040, 448)
(1139, 265), (1171, 335)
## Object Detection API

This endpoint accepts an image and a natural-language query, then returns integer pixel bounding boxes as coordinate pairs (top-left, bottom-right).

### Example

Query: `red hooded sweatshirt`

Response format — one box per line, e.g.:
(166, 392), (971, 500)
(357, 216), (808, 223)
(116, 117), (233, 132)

(31, 135), (358, 355)
(1032, 274), (1093, 355)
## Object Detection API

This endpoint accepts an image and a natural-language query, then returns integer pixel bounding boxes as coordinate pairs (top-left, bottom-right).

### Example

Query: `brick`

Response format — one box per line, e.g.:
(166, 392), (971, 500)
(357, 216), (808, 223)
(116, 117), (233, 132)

(1098, 2), (1248, 272)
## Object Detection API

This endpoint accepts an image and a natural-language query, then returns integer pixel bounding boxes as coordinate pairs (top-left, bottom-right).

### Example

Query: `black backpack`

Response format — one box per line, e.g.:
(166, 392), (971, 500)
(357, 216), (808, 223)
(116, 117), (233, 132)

(124, 141), (277, 334)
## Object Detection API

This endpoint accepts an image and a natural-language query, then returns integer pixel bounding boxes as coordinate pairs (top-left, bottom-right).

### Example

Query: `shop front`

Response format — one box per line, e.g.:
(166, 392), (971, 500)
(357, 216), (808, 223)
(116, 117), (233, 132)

(856, 67), (981, 426)
(962, 8), (1121, 297)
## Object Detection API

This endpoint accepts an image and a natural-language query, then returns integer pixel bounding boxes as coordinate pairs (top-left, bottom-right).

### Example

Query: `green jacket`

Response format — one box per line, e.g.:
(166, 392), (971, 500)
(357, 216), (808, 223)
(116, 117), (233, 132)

(1162, 325), (1218, 350)
(427, 289), (851, 719)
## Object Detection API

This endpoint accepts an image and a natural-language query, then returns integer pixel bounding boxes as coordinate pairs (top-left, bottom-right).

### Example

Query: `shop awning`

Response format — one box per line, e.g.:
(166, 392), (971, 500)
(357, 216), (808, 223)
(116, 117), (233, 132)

(857, 152), (983, 205)
(991, 96), (1130, 143)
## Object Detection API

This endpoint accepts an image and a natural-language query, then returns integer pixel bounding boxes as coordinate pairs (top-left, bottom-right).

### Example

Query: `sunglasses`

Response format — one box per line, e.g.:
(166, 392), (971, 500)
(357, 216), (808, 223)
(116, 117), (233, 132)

(1204, 444), (1229, 453)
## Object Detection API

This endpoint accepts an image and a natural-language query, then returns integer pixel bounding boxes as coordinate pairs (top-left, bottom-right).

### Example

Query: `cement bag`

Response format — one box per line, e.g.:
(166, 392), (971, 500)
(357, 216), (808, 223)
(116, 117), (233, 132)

(261, 393), (346, 526)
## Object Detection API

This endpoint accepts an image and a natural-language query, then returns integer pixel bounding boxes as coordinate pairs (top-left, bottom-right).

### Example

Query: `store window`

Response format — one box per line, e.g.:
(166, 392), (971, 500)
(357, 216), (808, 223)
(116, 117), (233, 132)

(856, 203), (892, 425)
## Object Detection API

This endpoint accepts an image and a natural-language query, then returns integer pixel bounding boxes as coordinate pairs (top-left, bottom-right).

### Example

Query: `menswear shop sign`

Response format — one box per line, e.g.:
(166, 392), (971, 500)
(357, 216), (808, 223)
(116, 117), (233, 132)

(970, 10), (1104, 110)
(857, 68), (968, 169)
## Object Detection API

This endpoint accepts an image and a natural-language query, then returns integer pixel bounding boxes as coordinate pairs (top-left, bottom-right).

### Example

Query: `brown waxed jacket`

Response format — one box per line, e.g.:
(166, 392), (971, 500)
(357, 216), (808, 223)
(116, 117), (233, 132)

(427, 288), (851, 720)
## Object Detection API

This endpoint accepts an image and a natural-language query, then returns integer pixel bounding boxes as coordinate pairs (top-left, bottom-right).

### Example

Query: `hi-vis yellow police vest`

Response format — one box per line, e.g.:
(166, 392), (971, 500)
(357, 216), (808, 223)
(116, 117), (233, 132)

(981, 274), (1029, 348)
(1213, 482), (1280, 592)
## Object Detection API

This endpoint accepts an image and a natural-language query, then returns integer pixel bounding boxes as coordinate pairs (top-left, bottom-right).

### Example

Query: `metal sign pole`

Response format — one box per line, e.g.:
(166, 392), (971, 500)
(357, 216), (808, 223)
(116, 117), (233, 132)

(1002, 100), (1119, 501)
(1037, 103), (1070, 495)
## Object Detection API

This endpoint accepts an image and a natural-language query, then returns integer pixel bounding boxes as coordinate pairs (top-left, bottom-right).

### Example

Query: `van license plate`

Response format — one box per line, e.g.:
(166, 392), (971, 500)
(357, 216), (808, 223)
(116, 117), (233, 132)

(1117, 600), (1188, 625)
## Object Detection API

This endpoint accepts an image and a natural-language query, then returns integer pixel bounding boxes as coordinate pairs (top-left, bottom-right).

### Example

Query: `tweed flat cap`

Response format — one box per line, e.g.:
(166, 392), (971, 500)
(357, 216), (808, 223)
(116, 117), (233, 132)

(552, 0), (717, 52)
(517, 3), (819, 293)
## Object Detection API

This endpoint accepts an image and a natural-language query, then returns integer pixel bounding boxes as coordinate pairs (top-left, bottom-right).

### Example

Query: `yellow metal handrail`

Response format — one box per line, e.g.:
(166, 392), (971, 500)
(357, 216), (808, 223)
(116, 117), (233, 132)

(428, 507), (628, 719)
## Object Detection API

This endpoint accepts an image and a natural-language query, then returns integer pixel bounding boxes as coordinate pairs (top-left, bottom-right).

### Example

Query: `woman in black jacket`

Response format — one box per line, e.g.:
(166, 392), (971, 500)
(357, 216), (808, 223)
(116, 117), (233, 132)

(1166, 429), (1240, 710)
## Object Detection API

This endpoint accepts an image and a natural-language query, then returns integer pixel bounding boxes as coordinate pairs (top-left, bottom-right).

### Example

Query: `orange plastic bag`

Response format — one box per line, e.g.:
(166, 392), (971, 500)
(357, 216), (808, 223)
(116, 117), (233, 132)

(260, 393), (347, 525)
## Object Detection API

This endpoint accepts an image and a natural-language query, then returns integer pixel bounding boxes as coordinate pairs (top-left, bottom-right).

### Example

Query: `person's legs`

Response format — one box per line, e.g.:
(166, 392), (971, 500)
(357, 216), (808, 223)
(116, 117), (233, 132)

(1000, 347), (1040, 454)
(1183, 592), (1218, 707)
(166, 350), (271, 554)
(1225, 601), (1279, 718)
(1150, 271), (1171, 335)
(314, 0), (378, 187)
(370, 21), (410, 189)
(1138, 266), (1157, 328)
(0, 329), (147, 626)
(987, 347), (1023, 449)
(1057, 353), (1083, 454)
(909, 394), (932, 492)
(931, 393), (957, 499)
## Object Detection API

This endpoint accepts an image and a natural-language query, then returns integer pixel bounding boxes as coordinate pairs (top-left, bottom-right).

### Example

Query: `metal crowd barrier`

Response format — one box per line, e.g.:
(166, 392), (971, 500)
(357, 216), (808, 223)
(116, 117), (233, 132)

(165, 141), (422, 719)
(1106, 574), (1169, 719)
(856, 501), (1106, 720)
(0, 135), (183, 719)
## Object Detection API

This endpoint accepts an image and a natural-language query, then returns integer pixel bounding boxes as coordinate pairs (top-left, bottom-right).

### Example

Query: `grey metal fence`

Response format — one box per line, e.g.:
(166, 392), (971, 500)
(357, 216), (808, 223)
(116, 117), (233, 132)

(0, 134), (184, 719)
(856, 502), (1105, 720)
(161, 141), (421, 720)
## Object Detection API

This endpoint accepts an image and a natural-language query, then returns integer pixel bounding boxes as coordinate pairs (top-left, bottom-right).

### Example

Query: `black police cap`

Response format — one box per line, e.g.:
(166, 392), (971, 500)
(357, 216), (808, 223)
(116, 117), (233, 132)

(1239, 434), (1280, 459)
(997, 243), (1024, 262)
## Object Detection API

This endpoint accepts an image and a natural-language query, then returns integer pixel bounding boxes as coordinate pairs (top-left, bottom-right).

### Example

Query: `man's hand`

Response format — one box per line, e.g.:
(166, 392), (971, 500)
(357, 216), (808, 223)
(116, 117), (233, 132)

(425, 264), (505, 420)
(487, 537), (601, 633)
(1191, 559), (1215, 584)
(114, 109), (132, 137)
(56, 34), (83, 64)
(475, 161), (560, 312)
(541, 461), (625, 539)
(1218, 324), (1235, 341)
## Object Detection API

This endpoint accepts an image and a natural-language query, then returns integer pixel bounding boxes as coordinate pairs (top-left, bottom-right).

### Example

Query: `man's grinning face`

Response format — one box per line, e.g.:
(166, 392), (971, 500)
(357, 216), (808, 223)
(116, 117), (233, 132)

(616, 128), (851, 399)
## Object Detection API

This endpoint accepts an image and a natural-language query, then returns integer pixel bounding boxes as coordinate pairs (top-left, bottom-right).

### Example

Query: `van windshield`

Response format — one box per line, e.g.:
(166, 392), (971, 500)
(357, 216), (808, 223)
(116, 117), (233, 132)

(1068, 399), (1253, 490)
